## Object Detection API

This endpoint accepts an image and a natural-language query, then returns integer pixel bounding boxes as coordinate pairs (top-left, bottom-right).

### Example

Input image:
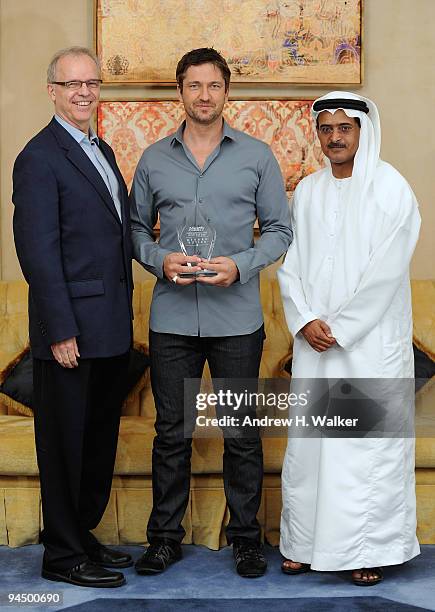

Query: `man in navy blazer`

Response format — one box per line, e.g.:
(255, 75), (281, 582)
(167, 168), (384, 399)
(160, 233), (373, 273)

(12, 47), (133, 588)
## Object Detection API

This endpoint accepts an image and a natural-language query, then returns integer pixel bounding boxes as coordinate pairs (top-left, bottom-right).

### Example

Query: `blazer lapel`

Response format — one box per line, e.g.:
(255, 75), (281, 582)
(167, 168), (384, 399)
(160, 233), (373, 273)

(49, 119), (121, 225)
(99, 139), (129, 228)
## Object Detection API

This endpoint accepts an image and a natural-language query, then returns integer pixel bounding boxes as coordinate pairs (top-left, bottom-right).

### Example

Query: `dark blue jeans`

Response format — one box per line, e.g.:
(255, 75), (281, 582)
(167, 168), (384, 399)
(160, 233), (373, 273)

(148, 326), (265, 544)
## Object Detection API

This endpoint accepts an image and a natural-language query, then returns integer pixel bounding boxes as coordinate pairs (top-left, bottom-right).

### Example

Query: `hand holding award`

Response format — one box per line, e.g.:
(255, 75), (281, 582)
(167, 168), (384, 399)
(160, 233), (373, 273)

(177, 206), (217, 277)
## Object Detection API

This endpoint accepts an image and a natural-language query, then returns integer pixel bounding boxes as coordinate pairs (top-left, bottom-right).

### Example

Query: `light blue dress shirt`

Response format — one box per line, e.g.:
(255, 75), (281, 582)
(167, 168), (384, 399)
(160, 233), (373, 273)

(54, 115), (122, 222)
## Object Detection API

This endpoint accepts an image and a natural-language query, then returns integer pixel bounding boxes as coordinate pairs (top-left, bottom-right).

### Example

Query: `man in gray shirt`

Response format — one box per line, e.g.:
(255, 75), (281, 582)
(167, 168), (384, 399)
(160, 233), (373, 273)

(130, 48), (292, 578)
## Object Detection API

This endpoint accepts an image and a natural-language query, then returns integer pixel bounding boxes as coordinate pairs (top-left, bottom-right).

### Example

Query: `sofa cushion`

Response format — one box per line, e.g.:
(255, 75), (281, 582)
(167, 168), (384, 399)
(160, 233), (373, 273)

(412, 280), (435, 361)
(113, 417), (287, 475)
(2, 415), (433, 476)
(414, 345), (435, 392)
(260, 277), (293, 378)
(0, 282), (29, 375)
(0, 416), (38, 475)
(0, 346), (149, 417)
(0, 415), (287, 475)
(0, 348), (33, 416)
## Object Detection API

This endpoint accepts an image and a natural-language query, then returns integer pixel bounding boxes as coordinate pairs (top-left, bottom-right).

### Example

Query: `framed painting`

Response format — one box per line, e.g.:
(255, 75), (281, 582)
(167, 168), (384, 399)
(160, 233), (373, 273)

(97, 99), (325, 195)
(96, 0), (362, 85)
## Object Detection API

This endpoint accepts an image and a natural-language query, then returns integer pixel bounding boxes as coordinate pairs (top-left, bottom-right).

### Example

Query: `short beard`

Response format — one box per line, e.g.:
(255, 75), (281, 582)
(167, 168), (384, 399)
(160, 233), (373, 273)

(185, 105), (223, 126)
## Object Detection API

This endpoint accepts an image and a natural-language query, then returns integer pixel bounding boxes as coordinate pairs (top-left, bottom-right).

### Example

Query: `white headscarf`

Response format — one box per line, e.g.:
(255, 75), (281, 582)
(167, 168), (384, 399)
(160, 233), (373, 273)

(311, 91), (381, 204)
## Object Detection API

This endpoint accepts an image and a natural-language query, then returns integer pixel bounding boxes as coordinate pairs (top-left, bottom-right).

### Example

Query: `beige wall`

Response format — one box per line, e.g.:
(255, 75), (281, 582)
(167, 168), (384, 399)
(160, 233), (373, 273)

(1, 0), (434, 280)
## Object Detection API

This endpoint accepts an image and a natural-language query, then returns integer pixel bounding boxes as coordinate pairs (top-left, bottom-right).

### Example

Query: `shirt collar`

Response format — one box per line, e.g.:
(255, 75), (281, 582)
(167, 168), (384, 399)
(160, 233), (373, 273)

(170, 118), (237, 146)
(54, 115), (99, 145)
(222, 120), (237, 142)
(88, 125), (99, 145)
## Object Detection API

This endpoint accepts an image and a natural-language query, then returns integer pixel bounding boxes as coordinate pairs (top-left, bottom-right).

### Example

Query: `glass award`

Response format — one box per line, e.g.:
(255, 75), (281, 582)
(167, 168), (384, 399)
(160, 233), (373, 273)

(177, 206), (217, 277)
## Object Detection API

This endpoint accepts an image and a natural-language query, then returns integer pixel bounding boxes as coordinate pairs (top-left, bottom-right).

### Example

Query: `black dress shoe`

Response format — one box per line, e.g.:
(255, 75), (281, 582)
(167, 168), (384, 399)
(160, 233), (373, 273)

(42, 561), (125, 588)
(88, 545), (133, 568)
(135, 538), (182, 575)
(233, 538), (267, 578)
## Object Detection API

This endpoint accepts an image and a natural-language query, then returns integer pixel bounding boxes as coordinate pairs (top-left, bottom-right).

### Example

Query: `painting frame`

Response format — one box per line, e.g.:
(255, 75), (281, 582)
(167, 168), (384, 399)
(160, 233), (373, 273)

(95, 0), (363, 86)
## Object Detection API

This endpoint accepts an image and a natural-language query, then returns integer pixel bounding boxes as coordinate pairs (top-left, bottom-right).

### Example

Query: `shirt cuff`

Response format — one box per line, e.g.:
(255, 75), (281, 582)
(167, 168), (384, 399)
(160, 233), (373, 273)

(291, 313), (318, 338)
(153, 247), (173, 279)
(329, 321), (356, 351)
(228, 253), (249, 284)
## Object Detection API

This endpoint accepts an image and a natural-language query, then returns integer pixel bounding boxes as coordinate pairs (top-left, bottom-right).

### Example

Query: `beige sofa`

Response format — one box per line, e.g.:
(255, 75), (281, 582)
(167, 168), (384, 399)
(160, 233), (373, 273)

(0, 277), (434, 548)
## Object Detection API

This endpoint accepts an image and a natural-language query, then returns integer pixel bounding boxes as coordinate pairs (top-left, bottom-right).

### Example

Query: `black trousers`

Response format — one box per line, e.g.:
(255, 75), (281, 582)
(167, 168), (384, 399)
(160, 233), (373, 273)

(33, 353), (129, 570)
(147, 327), (264, 544)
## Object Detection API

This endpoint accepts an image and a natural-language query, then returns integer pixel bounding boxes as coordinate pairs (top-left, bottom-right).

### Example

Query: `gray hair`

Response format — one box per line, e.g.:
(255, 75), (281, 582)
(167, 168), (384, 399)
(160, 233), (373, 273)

(47, 46), (101, 83)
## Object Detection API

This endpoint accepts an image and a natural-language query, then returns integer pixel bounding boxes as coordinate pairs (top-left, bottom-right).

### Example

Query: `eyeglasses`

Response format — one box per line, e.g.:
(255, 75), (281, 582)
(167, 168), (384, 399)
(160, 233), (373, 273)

(50, 79), (102, 90)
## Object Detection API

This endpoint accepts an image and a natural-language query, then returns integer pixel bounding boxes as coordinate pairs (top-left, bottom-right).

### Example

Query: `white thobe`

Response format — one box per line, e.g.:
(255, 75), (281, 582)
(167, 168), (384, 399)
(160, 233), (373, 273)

(278, 162), (421, 570)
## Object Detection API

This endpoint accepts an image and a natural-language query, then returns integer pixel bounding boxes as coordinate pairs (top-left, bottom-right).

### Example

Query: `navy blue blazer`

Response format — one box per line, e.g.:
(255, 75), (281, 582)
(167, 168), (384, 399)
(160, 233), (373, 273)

(13, 117), (133, 360)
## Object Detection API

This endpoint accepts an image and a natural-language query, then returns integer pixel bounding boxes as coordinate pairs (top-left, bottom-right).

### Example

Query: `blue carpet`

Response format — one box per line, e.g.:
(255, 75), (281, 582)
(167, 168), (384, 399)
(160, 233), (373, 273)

(0, 544), (434, 611)
(61, 597), (430, 611)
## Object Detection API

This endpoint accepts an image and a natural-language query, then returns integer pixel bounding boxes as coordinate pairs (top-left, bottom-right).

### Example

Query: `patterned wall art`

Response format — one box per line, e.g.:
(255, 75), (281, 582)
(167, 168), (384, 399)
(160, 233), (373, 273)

(97, 99), (325, 195)
(96, 0), (362, 84)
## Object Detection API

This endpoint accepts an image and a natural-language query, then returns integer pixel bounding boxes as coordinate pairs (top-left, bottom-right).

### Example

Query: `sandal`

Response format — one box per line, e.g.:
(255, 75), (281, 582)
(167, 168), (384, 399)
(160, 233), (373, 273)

(352, 567), (383, 586)
(281, 559), (311, 575)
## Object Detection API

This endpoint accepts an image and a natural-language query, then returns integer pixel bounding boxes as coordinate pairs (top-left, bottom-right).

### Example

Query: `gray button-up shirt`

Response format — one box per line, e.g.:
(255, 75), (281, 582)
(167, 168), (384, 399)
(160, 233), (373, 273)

(130, 120), (292, 337)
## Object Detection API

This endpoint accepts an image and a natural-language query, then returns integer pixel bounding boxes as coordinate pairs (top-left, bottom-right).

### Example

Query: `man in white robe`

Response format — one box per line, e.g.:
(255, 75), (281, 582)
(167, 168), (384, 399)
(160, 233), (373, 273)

(278, 91), (421, 585)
